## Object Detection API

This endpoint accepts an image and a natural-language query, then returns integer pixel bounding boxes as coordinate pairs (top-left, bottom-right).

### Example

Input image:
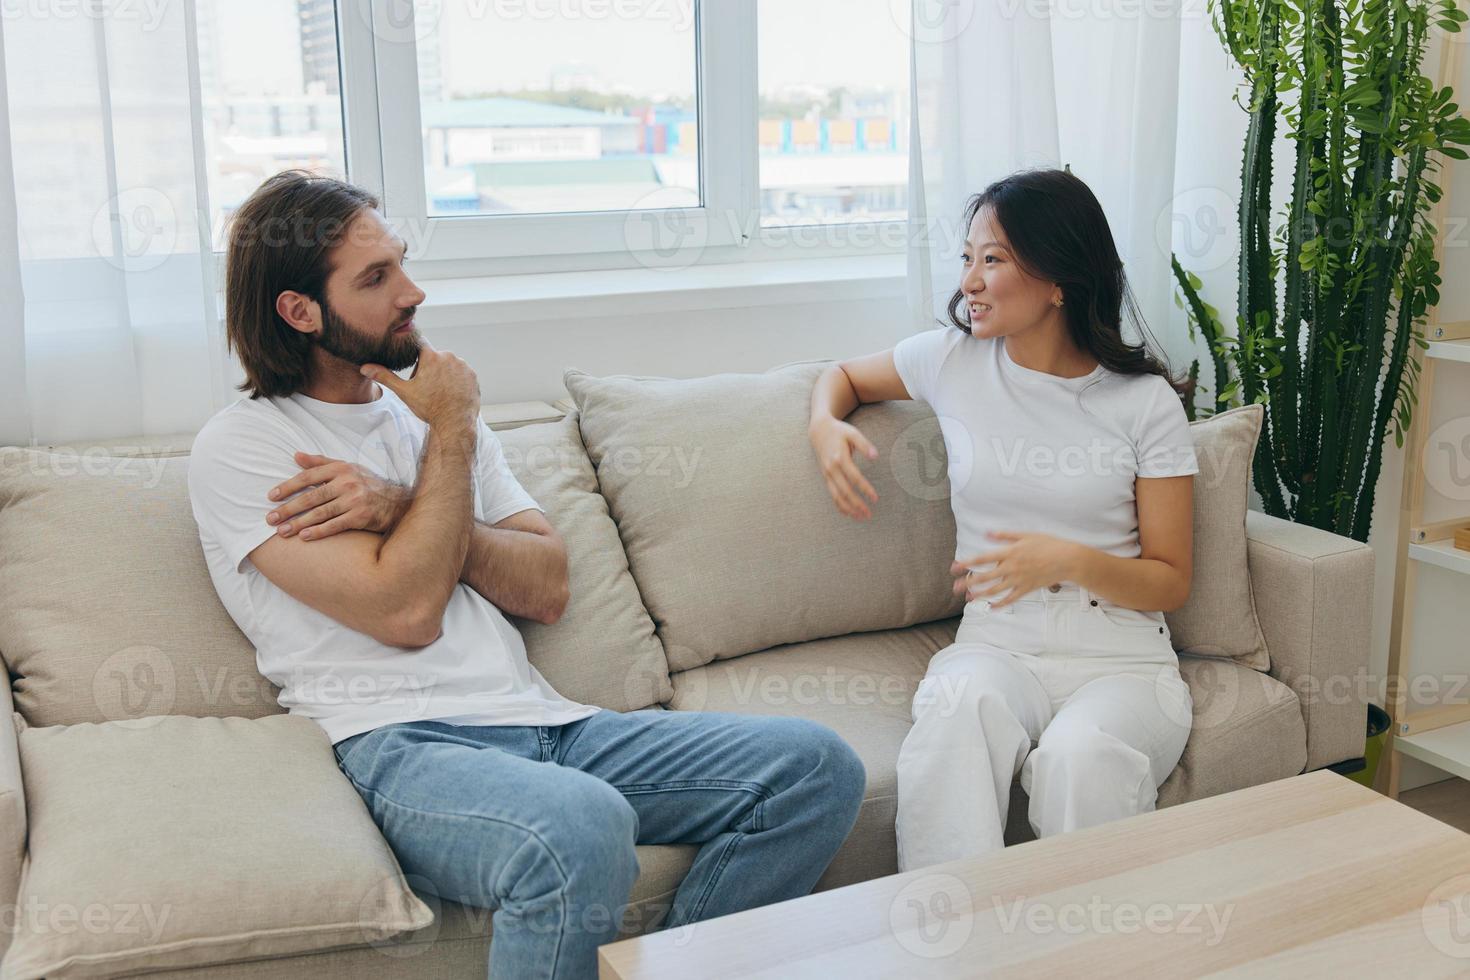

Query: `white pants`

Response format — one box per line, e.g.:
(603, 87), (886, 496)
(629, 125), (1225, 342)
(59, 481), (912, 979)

(896, 582), (1193, 872)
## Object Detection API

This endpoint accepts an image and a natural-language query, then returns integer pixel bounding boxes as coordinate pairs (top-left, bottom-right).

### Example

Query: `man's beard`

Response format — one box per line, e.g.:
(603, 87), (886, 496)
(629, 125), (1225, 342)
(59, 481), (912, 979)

(315, 296), (420, 372)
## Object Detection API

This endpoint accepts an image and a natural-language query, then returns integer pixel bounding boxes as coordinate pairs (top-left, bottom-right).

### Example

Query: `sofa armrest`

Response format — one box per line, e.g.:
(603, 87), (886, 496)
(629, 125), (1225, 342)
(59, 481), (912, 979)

(1246, 510), (1374, 771)
(0, 680), (24, 959)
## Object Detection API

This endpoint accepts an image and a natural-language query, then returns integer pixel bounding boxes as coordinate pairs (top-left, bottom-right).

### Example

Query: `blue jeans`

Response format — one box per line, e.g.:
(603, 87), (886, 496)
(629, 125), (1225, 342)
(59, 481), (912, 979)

(332, 708), (867, 980)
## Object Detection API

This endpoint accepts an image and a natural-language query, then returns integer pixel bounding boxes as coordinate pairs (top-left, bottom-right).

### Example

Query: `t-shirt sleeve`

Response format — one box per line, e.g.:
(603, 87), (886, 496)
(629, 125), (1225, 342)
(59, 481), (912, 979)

(475, 418), (541, 525)
(891, 327), (961, 404)
(1135, 378), (1200, 478)
(188, 413), (311, 573)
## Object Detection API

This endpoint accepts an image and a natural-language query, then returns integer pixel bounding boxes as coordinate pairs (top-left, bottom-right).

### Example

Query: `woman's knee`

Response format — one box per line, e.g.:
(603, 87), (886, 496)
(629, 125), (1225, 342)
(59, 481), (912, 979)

(1033, 720), (1150, 777)
(914, 668), (1026, 732)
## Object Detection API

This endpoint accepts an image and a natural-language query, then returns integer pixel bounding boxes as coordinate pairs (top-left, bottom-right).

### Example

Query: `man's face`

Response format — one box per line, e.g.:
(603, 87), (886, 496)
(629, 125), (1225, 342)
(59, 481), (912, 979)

(315, 209), (426, 372)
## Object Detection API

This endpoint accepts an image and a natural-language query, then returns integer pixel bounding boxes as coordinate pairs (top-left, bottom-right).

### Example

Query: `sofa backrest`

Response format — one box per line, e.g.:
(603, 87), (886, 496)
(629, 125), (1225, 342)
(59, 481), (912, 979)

(566, 365), (1269, 674)
(566, 363), (966, 673)
(0, 447), (282, 728)
(495, 415), (673, 711)
(0, 415), (674, 729)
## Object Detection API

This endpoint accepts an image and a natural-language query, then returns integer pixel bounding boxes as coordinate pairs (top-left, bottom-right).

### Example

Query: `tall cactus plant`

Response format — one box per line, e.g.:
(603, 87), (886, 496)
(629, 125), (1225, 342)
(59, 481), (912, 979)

(1173, 0), (1470, 542)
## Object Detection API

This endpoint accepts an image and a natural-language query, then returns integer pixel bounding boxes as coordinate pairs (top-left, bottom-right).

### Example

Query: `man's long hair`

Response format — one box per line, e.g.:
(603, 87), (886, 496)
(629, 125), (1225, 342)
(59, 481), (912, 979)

(224, 170), (379, 399)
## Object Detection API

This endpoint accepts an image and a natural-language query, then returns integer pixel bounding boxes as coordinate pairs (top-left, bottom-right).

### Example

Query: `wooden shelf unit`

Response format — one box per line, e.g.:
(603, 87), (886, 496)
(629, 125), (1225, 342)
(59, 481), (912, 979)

(1383, 330), (1470, 792)
(1379, 27), (1470, 798)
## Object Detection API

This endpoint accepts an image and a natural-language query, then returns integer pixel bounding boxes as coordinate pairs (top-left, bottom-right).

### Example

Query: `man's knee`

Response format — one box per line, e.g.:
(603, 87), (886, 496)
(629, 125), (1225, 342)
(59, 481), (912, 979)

(502, 777), (640, 904)
(770, 719), (867, 815)
(558, 779), (640, 872)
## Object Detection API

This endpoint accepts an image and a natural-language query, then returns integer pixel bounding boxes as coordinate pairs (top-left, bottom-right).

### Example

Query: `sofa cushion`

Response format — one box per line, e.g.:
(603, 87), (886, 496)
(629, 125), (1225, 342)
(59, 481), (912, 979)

(136, 843), (697, 980)
(669, 627), (1305, 869)
(2, 714), (431, 980)
(497, 416), (671, 711)
(667, 620), (962, 888)
(0, 448), (280, 728)
(1163, 403), (1271, 671)
(565, 365), (964, 672)
(1154, 653), (1307, 806)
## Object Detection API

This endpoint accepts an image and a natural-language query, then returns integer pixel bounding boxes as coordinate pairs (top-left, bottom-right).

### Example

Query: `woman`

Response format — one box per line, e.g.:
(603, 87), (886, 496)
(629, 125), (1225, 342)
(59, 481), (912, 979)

(807, 168), (1197, 872)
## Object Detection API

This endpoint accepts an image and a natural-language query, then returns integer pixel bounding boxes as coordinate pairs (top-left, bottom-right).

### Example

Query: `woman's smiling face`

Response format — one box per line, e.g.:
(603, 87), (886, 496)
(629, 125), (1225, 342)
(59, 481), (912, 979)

(959, 206), (1063, 339)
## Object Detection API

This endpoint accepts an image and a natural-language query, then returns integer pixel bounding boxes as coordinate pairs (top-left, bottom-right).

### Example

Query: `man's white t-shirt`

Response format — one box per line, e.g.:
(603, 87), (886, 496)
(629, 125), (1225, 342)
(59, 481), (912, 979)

(892, 328), (1199, 598)
(187, 384), (600, 744)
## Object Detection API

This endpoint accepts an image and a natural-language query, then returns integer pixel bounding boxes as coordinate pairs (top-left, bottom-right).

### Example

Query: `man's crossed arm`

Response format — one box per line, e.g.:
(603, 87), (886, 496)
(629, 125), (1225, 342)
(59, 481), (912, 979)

(256, 448), (569, 630)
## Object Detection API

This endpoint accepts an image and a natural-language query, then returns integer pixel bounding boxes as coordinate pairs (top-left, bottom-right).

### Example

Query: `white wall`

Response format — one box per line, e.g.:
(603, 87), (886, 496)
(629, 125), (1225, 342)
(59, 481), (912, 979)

(414, 292), (913, 403)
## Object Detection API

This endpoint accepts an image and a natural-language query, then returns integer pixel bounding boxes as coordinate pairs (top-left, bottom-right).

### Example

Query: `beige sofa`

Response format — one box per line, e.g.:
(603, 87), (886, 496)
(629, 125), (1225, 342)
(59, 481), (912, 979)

(0, 365), (1373, 978)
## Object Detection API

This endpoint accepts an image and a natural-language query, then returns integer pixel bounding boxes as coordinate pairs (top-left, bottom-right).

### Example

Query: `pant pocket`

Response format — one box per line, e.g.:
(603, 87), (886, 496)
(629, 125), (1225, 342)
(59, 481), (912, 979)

(1090, 603), (1167, 633)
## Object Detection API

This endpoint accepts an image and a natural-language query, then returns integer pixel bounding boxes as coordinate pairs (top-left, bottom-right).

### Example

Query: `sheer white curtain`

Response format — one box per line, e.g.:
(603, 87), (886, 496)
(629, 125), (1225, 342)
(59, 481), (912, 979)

(0, 21), (27, 448)
(907, 0), (1200, 373)
(0, 1), (230, 448)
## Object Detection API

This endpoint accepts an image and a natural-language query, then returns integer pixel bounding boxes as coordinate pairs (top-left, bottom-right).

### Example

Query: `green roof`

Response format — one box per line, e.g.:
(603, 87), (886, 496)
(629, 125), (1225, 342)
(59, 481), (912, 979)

(421, 98), (641, 129)
(471, 158), (661, 186)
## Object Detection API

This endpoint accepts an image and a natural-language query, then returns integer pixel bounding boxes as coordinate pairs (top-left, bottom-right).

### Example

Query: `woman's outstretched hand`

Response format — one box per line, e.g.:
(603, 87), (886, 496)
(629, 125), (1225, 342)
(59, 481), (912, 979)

(809, 416), (880, 521)
(952, 531), (1084, 608)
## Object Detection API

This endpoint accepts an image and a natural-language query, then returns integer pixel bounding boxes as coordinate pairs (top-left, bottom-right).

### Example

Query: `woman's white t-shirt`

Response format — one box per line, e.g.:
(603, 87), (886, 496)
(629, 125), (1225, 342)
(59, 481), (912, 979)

(892, 327), (1198, 596)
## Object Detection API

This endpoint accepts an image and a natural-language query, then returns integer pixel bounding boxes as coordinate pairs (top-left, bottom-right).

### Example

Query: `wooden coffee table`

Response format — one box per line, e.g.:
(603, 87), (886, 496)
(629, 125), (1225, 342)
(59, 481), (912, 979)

(599, 771), (1470, 977)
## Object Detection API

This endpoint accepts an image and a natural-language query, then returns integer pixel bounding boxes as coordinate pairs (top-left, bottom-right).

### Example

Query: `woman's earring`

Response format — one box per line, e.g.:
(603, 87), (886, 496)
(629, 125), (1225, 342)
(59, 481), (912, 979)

(1053, 298), (1064, 308)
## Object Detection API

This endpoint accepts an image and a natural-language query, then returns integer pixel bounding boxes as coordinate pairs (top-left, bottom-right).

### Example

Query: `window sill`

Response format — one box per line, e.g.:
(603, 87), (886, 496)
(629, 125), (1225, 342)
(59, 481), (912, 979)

(415, 254), (907, 329)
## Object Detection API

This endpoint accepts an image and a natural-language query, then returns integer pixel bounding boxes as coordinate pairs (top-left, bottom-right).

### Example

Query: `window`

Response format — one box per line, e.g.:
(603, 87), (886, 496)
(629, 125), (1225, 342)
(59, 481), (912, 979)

(190, 1), (909, 265)
(196, 0), (349, 251)
(417, 0), (699, 218)
(757, 0), (910, 227)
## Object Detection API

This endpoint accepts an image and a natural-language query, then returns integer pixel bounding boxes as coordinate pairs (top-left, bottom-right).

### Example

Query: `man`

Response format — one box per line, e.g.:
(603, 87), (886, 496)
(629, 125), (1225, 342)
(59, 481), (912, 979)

(187, 170), (866, 980)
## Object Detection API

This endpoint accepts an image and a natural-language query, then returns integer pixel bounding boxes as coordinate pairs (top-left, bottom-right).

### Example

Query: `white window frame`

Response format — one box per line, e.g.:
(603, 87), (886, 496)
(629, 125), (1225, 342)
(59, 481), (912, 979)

(328, 0), (909, 276)
(337, 0), (761, 264)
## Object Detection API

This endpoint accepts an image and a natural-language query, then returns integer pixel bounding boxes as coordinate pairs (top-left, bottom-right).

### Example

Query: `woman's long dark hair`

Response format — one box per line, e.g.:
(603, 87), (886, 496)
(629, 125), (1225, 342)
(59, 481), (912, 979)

(945, 168), (1187, 395)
